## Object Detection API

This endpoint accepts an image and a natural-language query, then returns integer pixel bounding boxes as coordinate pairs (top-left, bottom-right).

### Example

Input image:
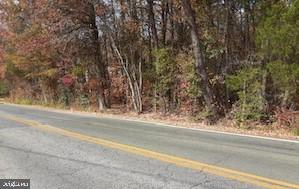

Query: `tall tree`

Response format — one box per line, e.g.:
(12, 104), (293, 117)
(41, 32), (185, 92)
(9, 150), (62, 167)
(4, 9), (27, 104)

(181, 0), (219, 121)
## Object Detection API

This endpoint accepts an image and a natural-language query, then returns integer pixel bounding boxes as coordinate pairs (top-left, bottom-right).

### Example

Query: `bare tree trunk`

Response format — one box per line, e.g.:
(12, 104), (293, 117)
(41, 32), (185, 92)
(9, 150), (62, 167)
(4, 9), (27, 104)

(98, 91), (106, 112)
(181, 0), (218, 121)
(147, 0), (159, 112)
(261, 69), (267, 112)
(161, 0), (169, 46)
(90, 3), (107, 111)
(241, 79), (247, 124)
(224, 0), (232, 113)
(110, 36), (143, 113)
(103, 34), (111, 108)
(282, 89), (289, 108)
(169, 1), (175, 49)
(147, 0), (159, 49)
(41, 84), (48, 104)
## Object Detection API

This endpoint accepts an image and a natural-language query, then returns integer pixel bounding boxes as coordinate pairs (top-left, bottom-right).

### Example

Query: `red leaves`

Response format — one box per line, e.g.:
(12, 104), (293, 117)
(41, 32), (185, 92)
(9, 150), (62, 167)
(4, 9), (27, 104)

(274, 107), (299, 128)
(13, 25), (51, 57)
(87, 79), (100, 90)
(18, 36), (49, 56)
(95, 4), (109, 17)
(0, 46), (4, 63)
(0, 30), (10, 63)
(0, 61), (5, 79)
(0, 30), (8, 78)
(61, 74), (75, 87)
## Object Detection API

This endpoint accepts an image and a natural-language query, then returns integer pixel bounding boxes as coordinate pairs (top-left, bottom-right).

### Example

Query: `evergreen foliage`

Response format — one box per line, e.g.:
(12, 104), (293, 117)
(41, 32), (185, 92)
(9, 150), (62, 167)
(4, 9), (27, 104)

(227, 67), (266, 123)
(0, 0), (299, 129)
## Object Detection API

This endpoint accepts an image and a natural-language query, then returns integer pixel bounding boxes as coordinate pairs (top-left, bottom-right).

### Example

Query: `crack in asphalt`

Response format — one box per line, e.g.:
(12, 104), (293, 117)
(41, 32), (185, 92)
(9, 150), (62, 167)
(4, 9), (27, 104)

(0, 144), (209, 187)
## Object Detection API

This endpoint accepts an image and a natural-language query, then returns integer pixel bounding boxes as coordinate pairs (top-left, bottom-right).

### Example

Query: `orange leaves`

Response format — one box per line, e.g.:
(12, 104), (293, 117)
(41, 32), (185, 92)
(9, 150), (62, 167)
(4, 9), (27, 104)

(95, 4), (109, 17)
(123, 19), (140, 33)
(0, 43), (5, 78)
(274, 107), (299, 128)
(87, 79), (100, 90)
(14, 25), (51, 56)
(0, 44), (4, 64)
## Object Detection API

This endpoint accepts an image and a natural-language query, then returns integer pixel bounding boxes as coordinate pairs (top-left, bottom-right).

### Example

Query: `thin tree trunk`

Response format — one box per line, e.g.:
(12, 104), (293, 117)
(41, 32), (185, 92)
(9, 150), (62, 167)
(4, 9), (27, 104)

(41, 84), (48, 104)
(110, 35), (142, 113)
(241, 79), (247, 123)
(147, 0), (159, 49)
(147, 0), (159, 112)
(98, 91), (106, 112)
(161, 0), (169, 46)
(261, 68), (267, 112)
(282, 89), (289, 108)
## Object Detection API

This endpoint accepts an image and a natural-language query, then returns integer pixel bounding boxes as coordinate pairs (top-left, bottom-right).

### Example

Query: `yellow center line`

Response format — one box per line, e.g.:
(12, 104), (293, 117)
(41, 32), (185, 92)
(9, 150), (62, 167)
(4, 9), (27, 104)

(1, 114), (299, 189)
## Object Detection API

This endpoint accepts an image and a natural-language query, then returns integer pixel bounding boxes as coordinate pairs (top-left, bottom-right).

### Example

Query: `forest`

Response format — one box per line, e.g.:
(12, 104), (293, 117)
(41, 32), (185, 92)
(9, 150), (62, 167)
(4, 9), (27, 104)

(0, 0), (299, 131)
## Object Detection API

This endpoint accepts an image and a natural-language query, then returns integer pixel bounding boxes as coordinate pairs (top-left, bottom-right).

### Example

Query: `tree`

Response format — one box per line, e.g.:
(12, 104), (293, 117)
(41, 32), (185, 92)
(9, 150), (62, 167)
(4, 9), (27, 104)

(50, 0), (109, 110)
(227, 67), (266, 124)
(1, 0), (298, 127)
(257, 0), (299, 109)
(153, 48), (176, 113)
(181, 0), (219, 121)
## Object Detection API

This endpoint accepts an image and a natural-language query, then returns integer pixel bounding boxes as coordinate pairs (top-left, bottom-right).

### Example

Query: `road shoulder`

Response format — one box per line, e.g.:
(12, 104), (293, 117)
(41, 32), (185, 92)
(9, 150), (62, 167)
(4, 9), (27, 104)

(2, 102), (299, 142)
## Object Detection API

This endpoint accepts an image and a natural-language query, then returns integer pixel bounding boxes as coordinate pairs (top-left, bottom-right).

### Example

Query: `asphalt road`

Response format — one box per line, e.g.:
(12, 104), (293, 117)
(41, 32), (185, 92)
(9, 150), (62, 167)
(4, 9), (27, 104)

(0, 104), (298, 189)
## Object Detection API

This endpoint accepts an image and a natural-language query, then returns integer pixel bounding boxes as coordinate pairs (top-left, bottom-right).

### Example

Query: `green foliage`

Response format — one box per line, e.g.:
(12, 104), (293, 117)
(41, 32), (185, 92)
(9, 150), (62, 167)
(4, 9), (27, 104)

(175, 53), (202, 99)
(1, 0), (299, 132)
(14, 98), (33, 105)
(186, 63), (202, 98)
(227, 67), (266, 122)
(72, 66), (85, 77)
(203, 31), (225, 59)
(31, 68), (59, 80)
(0, 80), (8, 96)
(59, 87), (72, 107)
(293, 127), (299, 136)
(257, 0), (299, 62)
(267, 61), (299, 105)
(153, 48), (176, 97)
(77, 94), (90, 108)
(5, 61), (24, 77)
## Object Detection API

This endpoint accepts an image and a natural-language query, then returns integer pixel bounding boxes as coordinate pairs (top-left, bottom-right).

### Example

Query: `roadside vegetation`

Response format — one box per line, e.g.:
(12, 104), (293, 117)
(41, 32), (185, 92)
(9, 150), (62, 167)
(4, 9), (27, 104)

(0, 0), (298, 135)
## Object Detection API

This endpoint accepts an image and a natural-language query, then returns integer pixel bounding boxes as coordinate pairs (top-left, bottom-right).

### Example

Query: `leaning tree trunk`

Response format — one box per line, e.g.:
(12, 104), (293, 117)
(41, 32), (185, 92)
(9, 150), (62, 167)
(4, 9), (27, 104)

(110, 36), (143, 113)
(181, 0), (219, 122)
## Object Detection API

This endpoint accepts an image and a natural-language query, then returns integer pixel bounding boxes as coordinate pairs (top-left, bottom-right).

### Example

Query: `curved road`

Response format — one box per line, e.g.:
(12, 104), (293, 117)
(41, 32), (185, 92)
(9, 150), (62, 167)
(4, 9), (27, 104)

(0, 104), (298, 189)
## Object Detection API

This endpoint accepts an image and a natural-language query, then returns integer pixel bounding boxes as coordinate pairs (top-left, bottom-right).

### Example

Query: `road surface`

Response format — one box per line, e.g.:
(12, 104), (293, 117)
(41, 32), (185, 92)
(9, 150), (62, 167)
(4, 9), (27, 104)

(0, 104), (298, 189)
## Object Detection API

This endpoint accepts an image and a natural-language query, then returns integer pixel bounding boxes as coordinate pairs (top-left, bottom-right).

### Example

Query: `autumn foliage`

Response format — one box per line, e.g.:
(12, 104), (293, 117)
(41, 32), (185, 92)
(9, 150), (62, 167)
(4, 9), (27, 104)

(0, 0), (299, 129)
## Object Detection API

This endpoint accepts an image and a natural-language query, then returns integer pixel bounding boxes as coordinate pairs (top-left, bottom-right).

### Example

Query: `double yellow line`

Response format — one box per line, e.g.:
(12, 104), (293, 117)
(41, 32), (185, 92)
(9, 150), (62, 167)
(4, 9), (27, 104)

(1, 114), (299, 189)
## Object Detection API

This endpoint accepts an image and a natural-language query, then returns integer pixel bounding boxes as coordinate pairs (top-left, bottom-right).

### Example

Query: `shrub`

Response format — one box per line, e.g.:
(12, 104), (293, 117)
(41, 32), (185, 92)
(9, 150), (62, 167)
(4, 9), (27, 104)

(153, 48), (176, 97)
(227, 67), (266, 123)
(0, 80), (8, 97)
(267, 61), (299, 107)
